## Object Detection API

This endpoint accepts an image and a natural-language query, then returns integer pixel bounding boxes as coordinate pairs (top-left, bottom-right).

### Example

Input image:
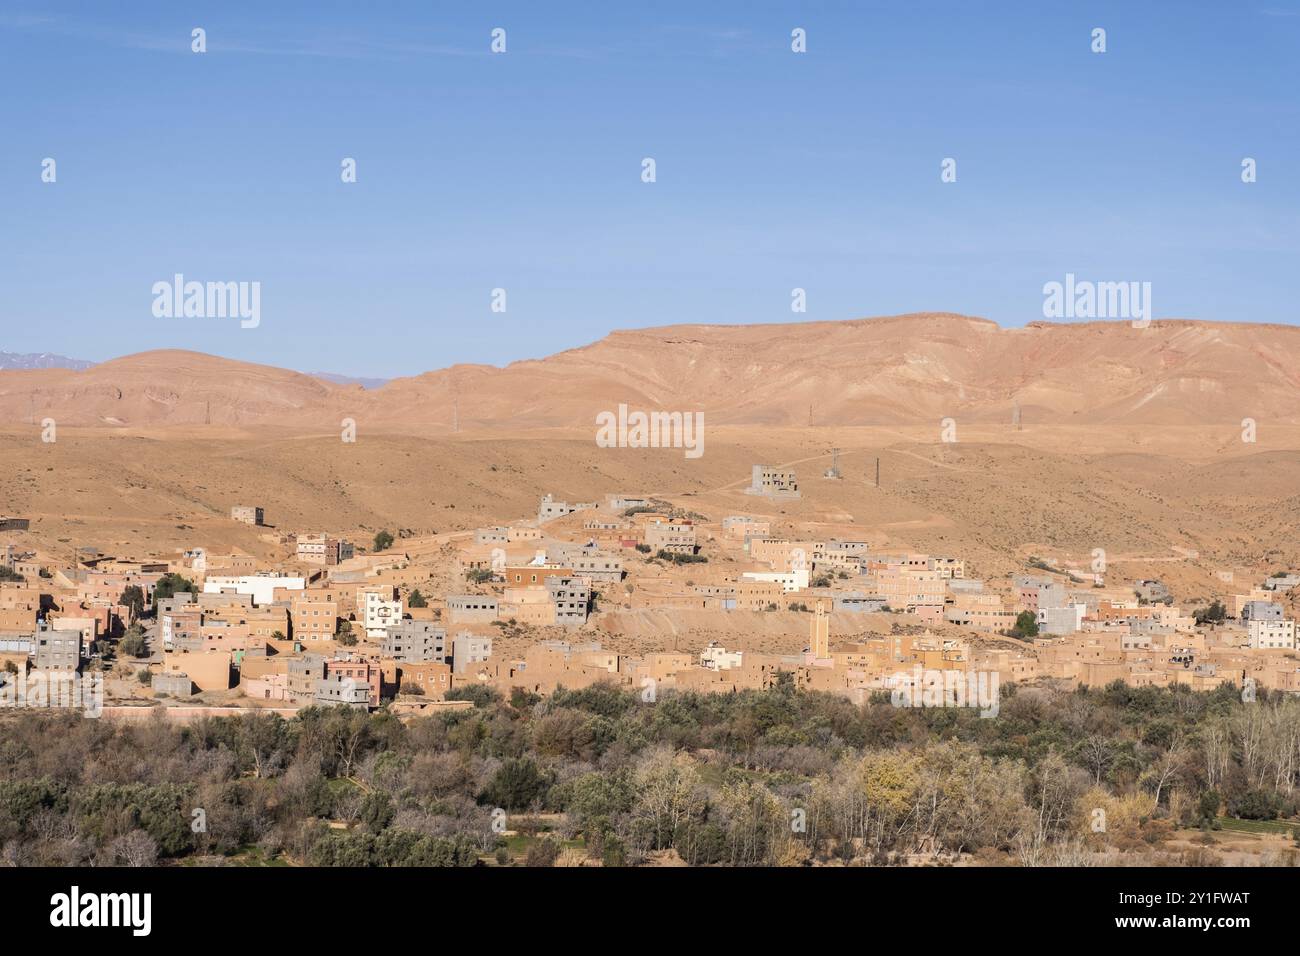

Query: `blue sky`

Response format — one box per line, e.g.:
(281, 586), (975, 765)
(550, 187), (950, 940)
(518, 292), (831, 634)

(2, 1), (1297, 377)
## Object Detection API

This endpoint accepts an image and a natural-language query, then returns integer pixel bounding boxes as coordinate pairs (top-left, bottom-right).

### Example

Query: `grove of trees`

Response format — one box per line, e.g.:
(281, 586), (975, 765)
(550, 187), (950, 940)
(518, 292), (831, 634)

(1, 679), (1298, 867)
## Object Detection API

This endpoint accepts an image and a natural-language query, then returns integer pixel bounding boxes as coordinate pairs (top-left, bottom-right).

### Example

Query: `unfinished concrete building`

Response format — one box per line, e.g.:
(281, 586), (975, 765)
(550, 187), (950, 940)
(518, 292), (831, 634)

(746, 465), (800, 498)
(381, 621), (448, 663)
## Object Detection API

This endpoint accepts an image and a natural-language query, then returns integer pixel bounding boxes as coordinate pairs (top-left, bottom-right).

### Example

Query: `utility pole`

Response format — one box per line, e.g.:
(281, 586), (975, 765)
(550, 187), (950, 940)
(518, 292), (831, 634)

(875, 457), (880, 488)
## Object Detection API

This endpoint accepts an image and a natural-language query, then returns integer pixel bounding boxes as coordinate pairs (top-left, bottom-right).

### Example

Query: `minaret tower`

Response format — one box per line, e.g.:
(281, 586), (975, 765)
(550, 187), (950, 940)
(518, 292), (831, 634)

(811, 599), (830, 660)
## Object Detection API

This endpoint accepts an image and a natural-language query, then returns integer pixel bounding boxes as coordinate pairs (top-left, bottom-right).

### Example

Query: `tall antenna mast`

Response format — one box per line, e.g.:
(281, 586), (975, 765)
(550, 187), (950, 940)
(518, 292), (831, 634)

(824, 447), (842, 479)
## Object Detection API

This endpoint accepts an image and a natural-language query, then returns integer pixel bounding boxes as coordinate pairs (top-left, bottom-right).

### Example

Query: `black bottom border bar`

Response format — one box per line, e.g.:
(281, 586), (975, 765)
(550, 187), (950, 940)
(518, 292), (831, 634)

(5, 864), (1273, 943)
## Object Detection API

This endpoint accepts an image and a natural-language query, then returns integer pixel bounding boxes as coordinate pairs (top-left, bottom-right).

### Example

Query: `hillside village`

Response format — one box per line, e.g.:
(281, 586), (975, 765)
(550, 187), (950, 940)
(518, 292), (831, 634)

(3, 457), (1299, 719)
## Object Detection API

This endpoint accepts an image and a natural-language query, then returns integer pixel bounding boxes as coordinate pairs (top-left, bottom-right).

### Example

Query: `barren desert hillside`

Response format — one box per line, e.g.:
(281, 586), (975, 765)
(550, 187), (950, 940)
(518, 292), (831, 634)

(3, 314), (1299, 429)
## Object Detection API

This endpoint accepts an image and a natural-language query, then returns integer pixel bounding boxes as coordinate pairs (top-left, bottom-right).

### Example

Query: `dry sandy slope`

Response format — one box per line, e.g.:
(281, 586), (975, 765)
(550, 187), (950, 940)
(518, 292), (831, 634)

(4, 314), (1300, 428)
(2, 423), (1297, 601)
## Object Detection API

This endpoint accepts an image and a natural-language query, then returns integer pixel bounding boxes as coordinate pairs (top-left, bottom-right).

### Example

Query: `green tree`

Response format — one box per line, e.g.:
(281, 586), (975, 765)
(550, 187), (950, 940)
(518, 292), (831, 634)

(373, 530), (395, 552)
(481, 758), (549, 811)
(119, 624), (148, 659)
(1012, 610), (1039, 639)
(119, 585), (146, 622)
(1197, 789), (1222, 824)
(359, 791), (395, 832)
(407, 589), (427, 608)
(1195, 601), (1227, 625)
(152, 573), (194, 603)
(446, 684), (501, 708)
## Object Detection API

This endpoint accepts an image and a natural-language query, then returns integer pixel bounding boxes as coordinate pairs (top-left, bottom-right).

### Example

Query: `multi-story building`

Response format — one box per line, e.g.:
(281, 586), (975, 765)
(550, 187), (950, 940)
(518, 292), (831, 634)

(548, 545), (625, 582)
(1040, 604), (1086, 636)
(746, 465), (800, 497)
(446, 594), (499, 624)
(932, 557), (965, 580)
(313, 675), (372, 709)
(546, 576), (590, 627)
(286, 654), (325, 703)
(944, 594), (1016, 632)
(722, 516), (771, 541)
(1019, 581), (1067, 613)
(741, 569), (810, 593)
(1231, 589), (1275, 619)
(749, 539), (822, 571)
(735, 579), (783, 611)
(452, 632), (492, 674)
(643, 520), (697, 556)
(295, 534), (354, 565)
(32, 629), (82, 671)
(396, 661), (451, 698)
(1134, 579), (1171, 603)
(869, 567), (944, 607)
(701, 642), (743, 670)
(230, 506), (264, 526)
(538, 494), (572, 522)
(360, 587), (403, 638)
(500, 586), (558, 625)
(381, 621), (448, 663)
(323, 658), (381, 707)
(291, 593), (339, 642)
(203, 574), (305, 607)
(1248, 618), (1296, 650)
(1241, 601), (1284, 622)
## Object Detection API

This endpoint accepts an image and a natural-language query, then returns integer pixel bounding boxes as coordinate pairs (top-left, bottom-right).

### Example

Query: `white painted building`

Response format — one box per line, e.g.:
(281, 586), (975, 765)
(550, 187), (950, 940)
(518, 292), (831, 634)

(362, 590), (403, 638)
(202, 574), (304, 606)
(1038, 603), (1086, 636)
(700, 643), (743, 671)
(1248, 618), (1296, 650)
(741, 569), (810, 593)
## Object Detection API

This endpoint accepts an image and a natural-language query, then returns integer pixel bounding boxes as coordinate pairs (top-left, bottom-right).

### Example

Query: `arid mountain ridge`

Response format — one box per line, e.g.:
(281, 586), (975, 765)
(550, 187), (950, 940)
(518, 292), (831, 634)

(3, 313), (1298, 430)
